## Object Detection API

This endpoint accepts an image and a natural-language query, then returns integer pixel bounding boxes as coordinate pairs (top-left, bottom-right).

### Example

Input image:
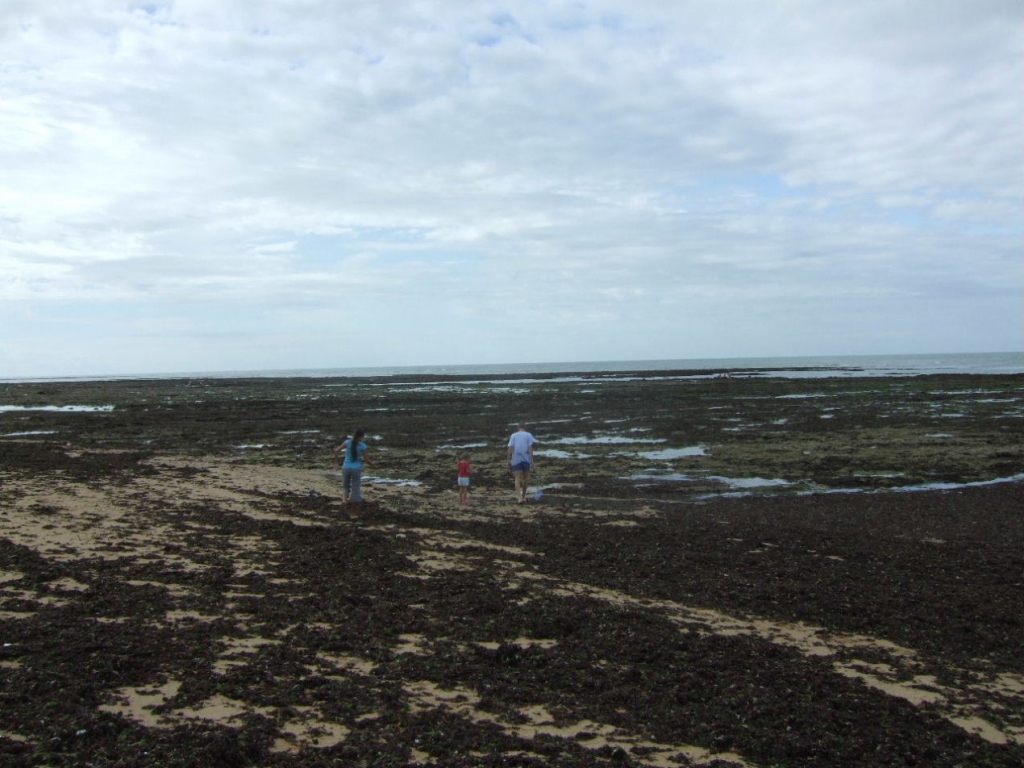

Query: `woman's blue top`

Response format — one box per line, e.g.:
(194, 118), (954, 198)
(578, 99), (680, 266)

(342, 440), (368, 470)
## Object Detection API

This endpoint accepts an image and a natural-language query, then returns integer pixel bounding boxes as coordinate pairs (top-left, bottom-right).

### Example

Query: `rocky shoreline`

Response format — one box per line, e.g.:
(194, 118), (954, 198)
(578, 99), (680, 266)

(1, 371), (1022, 766)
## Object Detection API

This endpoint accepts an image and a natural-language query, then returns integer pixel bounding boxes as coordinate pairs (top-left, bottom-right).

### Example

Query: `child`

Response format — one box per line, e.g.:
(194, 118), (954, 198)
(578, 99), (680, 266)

(457, 454), (472, 504)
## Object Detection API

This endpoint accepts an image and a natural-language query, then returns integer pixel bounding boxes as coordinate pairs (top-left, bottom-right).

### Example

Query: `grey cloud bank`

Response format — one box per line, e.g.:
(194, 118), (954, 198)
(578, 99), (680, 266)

(1, 0), (1021, 378)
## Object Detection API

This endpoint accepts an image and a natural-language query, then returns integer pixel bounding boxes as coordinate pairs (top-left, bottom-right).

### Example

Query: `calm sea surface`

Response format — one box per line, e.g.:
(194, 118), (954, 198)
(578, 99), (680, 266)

(284, 352), (1023, 379)
(11, 351), (1016, 383)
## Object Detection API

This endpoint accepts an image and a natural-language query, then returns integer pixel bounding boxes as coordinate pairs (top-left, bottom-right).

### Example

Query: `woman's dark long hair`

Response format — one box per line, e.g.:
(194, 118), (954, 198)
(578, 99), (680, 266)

(349, 427), (366, 463)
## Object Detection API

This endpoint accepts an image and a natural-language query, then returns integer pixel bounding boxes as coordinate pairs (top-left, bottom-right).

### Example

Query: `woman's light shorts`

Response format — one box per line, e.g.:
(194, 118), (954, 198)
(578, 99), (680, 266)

(458, 477), (470, 487)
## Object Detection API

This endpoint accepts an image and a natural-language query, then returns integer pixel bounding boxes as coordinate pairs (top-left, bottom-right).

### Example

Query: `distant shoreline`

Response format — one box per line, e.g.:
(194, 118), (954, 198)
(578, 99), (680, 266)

(3, 351), (1021, 384)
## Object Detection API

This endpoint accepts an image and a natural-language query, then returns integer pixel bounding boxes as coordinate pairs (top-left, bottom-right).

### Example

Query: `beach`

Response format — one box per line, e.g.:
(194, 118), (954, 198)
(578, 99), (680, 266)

(1, 370), (1022, 767)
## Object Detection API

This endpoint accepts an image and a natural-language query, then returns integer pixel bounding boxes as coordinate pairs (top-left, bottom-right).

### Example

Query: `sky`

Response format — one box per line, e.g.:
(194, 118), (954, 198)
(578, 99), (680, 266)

(2, 0), (1022, 378)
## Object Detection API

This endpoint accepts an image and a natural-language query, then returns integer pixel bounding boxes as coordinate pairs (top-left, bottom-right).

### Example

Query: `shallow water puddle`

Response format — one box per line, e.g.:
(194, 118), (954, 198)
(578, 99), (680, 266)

(635, 446), (708, 459)
(550, 435), (667, 445)
(0, 404), (114, 412)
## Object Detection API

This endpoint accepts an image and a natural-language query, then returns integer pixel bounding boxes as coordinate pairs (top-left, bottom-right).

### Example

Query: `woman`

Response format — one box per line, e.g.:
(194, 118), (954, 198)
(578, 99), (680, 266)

(334, 427), (371, 519)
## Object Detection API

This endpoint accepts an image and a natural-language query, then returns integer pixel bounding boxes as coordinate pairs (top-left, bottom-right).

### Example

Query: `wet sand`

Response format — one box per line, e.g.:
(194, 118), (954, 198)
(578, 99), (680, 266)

(1, 371), (1022, 766)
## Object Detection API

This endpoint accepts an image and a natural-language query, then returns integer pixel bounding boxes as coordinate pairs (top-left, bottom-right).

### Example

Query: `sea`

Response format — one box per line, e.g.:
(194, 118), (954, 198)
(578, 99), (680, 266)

(5, 351), (1020, 384)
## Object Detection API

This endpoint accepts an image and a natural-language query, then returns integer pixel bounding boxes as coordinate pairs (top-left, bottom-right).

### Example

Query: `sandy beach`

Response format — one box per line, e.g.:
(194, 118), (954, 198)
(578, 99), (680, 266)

(1, 371), (1022, 767)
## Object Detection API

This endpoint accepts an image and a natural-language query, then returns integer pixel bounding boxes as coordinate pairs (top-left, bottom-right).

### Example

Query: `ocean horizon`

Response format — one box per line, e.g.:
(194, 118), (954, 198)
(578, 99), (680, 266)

(4, 351), (1021, 384)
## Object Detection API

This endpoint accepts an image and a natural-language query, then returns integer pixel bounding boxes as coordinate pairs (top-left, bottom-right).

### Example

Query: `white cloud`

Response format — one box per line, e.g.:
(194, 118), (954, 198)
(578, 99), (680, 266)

(0, 0), (1020, 377)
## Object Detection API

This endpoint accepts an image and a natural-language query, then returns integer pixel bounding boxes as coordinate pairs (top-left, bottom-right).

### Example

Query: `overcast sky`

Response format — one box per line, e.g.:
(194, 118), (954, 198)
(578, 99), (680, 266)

(2, 1), (1021, 378)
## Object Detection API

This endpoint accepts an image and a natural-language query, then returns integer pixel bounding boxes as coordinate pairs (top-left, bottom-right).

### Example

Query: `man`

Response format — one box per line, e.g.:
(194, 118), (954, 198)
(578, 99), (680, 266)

(506, 423), (536, 504)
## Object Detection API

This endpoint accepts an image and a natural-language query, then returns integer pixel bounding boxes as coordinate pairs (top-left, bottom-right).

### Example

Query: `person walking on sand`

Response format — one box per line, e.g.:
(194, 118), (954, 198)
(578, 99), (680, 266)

(507, 424), (536, 504)
(457, 454), (472, 504)
(333, 427), (371, 520)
